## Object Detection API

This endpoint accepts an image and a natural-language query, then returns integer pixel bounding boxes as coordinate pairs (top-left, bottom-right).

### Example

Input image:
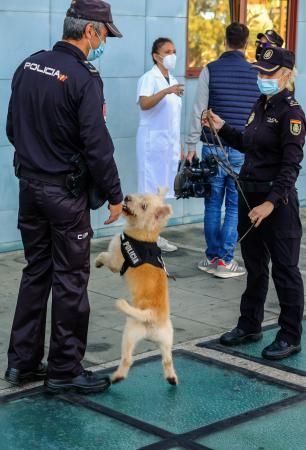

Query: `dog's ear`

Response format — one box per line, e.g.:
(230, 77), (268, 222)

(157, 186), (168, 198)
(155, 204), (172, 221)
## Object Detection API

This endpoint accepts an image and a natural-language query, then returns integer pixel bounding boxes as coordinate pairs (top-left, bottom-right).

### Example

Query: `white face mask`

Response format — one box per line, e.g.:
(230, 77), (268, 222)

(162, 54), (177, 71)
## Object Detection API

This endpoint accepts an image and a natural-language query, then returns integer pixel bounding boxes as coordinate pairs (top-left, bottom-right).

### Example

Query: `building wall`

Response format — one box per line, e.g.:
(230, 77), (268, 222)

(0, 0), (305, 251)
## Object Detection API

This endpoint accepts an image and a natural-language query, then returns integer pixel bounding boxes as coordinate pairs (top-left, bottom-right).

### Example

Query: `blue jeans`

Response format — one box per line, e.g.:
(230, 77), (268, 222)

(202, 145), (244, 263)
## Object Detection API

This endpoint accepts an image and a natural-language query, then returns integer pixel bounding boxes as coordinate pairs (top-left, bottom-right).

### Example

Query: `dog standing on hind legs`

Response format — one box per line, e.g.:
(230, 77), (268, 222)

(95, 188), (178, 385)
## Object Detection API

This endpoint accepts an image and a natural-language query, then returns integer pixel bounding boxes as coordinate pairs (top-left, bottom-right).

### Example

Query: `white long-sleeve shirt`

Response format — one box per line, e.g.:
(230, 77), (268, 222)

(186, 66), (210, 151)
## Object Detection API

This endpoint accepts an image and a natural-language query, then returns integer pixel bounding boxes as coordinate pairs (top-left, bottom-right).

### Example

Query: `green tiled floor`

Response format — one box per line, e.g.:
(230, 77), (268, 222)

(90, 353), (298, 434)
(198, 398), (306, 450)
(0, 352), (304, 450)
(0, 395), (160, 450)
(201, 319), (306, 375)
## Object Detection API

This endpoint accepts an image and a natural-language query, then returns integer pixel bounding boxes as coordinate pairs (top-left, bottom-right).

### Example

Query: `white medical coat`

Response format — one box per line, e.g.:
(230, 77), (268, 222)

(136, 65), (182, 198)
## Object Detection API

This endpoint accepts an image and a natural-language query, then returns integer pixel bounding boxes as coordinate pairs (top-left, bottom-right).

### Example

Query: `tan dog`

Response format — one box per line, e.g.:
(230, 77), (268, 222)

(95, 189), (178, 385)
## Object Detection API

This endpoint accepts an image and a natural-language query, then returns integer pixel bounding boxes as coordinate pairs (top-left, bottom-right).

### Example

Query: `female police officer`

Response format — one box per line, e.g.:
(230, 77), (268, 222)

(203, 47), (305, 360)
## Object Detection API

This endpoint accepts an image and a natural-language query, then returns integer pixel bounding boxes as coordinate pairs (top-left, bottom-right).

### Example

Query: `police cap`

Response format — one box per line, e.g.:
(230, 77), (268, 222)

(257, 29), (284, 47)
(252, 47), (295, 74)
(66, 0), (122, 37)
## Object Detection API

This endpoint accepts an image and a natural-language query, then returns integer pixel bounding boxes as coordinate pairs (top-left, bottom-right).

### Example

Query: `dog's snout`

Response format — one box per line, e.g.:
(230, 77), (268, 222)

(124, 195), (131, 203)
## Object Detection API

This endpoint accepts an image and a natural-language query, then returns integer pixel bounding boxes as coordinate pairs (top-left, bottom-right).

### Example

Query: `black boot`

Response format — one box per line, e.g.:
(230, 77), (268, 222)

(220, 327), (262, 346)
(5, 362), (47, 385)
(45, 370), (111, 394)
(262, 340), (301, 360)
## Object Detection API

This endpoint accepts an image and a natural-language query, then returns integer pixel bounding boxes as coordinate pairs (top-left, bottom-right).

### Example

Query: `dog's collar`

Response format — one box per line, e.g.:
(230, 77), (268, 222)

(120, 233), (175, 280)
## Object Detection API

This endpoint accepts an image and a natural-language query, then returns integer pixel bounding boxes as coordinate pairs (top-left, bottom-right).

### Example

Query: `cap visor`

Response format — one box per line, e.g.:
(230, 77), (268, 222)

(252, 62), (281, 74)
(105, 22), (122, 38)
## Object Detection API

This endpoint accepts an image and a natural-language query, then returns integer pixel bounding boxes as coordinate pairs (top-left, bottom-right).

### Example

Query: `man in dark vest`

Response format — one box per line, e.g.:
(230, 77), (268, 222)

(186, 22), (259, 278)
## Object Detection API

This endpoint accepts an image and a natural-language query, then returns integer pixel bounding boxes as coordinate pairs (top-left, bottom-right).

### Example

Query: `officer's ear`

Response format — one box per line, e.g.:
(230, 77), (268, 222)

(84, 23), (94, 40)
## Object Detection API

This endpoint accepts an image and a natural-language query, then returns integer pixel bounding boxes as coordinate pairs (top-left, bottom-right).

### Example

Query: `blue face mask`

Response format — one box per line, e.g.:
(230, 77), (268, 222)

(257, 77), (279, 96)
(87, 31), (105, 61)
(88, 43), (104, 61)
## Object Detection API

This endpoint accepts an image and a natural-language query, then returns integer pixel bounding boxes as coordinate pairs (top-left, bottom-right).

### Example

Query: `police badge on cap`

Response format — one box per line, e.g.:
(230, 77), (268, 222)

(66, 0), (122, 37)
(252, 47), (295, 74)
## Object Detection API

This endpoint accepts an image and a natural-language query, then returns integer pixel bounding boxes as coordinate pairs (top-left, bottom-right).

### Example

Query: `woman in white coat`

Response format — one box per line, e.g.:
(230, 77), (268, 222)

(136, 37), (184, 252)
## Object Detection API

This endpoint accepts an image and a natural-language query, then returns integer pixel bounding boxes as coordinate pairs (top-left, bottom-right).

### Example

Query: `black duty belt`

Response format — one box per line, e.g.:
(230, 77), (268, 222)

(238, 180), (273, 193)
(19, 167), (67, 186)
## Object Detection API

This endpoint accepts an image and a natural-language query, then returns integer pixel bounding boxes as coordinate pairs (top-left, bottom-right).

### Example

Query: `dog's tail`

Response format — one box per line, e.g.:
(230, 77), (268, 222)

(116, 299), (155, 323)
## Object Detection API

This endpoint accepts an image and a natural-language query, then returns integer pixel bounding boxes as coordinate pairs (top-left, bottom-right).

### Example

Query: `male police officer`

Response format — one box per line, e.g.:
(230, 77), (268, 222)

(255, 29), (284, 60)
(5, 0), (123, 394)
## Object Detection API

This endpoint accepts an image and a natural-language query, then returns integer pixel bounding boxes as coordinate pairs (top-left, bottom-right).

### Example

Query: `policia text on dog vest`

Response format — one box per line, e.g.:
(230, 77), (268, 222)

(120, 233), (165, 276)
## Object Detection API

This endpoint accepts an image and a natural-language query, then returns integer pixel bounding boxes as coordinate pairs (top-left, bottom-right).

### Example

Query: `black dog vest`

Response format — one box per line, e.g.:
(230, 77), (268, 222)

(120, 233), (172, 277)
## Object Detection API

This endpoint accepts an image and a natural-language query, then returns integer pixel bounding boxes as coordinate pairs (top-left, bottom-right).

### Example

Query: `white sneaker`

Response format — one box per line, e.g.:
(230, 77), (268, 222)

(214, 259), (246, 278)
(198, 257), (218, 274)
(157, 236), (178, 252)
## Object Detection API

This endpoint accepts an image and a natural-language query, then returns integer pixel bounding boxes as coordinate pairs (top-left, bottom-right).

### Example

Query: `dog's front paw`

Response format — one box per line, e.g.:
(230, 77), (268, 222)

(116, 298), (129, 312)
(95, 252), (107, 268)
(95, 259), (104, 268)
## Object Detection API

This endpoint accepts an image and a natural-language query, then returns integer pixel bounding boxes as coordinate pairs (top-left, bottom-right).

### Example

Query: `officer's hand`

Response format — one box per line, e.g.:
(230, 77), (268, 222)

(104, 203), (122, 225)
(248, 201), (274, 228)
(187, 150), (197, 162)
(167, 84), (184, 97)
(201, 109), (224, 131)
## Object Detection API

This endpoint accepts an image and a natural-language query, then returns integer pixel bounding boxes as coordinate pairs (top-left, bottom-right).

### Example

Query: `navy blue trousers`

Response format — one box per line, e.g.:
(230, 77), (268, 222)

(237, 189), (304, 345)
(8, 178), (92, 378)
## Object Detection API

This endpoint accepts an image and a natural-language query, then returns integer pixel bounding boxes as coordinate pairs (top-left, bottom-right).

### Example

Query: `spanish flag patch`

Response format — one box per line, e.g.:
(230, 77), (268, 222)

(290, 119), (302, 136)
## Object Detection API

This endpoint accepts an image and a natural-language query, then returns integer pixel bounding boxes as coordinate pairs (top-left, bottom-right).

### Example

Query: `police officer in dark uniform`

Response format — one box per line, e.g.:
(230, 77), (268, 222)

(5, 0), (123, 393)
(255, 29), (284, 60)
(203, 47), (305, 360)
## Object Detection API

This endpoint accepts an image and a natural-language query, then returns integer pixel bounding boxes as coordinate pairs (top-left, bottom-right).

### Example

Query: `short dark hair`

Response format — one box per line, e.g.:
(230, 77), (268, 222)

(151, 37), (173, 64)
(226, 22), (249, 49)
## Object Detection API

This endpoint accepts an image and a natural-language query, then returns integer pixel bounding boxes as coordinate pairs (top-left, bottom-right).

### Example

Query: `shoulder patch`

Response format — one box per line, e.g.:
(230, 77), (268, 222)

(78, 60), (99, 76)
(285, 96), (300, 107)
(290, 119), (302, 136)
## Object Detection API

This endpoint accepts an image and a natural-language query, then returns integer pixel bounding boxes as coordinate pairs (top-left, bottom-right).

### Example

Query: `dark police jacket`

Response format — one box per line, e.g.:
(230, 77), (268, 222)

(219, 89), (306, 206)
(6, 41), (123, 205)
